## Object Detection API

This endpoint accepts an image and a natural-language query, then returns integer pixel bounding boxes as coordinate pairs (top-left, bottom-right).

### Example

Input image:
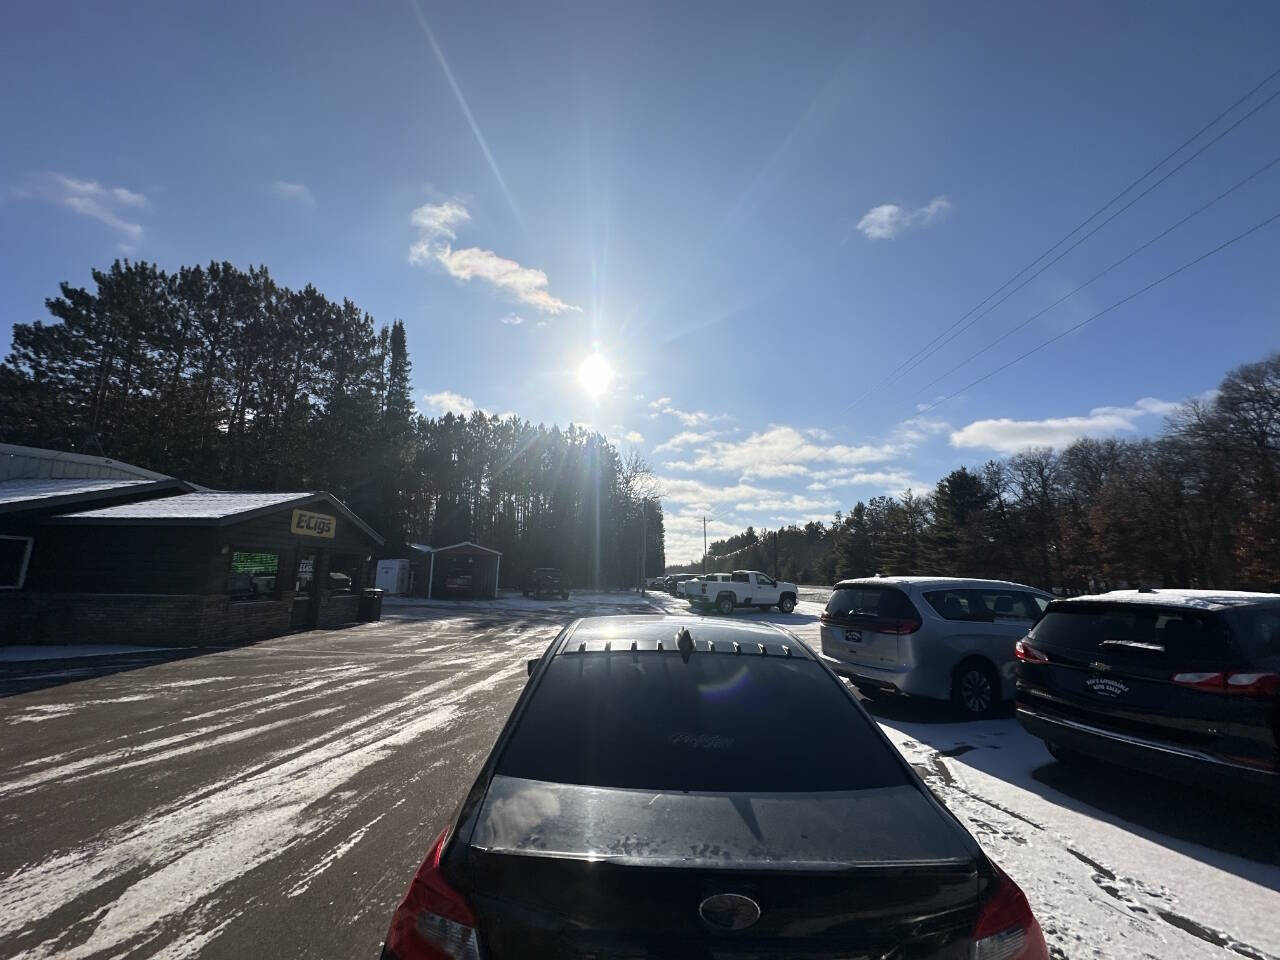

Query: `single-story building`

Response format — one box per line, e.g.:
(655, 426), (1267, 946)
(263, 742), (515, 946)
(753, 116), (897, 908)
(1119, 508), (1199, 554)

(1, 444), (384, 647)
(401, 541), (502, 599)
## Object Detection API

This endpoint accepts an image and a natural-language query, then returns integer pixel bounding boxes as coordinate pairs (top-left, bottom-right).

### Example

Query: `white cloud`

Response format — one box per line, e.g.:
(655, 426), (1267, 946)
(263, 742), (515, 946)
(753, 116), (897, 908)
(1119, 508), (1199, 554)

(653, 430), (719, 453)
(856, 196), (951, 240)
(409, 199), (579, 315)
(657, 477), (773, 510)
(664, 425), (901, 479)
(271, 180), (316, 207)
(500, 313), (525, 325)
(950, 396), (1183, 453)
(647, 396), (722, 426)
(806, 469), (918, 492)
(422, 390), (478, 417)
(46, 174), (148, 239)
(734, 493), (838, 513)
(624, 431), (645, 445)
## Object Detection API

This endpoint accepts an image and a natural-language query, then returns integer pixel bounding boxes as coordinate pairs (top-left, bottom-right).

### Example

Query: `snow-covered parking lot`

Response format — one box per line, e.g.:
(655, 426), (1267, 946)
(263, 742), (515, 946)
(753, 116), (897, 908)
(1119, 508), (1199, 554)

(0, 592), (1276, 959)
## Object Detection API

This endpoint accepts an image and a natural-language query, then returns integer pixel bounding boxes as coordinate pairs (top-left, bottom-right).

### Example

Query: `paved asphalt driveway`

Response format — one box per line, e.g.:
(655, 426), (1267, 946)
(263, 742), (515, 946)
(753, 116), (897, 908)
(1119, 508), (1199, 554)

(0, 607), (578, 959)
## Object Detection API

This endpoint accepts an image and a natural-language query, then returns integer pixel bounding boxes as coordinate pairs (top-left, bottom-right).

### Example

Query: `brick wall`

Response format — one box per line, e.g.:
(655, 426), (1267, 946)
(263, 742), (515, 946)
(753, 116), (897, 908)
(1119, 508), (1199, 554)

(316, 593), (361, 629)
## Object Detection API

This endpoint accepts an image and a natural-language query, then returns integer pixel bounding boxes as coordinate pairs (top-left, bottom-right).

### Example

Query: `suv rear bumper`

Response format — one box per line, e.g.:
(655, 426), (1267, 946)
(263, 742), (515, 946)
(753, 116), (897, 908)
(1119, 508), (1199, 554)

(1016, 704), (1279, 791)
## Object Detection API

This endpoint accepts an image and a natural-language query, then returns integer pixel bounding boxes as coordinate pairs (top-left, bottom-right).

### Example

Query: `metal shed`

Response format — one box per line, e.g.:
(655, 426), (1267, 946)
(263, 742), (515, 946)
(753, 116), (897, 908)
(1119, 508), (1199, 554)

(408, 541), (502, 599)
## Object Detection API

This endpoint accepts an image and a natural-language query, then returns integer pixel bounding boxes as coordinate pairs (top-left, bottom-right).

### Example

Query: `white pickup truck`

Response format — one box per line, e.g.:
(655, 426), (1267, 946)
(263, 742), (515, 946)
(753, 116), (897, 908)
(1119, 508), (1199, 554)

(685, 570), (798, 615)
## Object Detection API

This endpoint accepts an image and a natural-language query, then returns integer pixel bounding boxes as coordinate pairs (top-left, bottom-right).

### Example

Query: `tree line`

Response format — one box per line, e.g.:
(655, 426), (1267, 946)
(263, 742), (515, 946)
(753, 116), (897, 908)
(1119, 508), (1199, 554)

(671, 352), (1280, 593)
(0, 259), (666, 587)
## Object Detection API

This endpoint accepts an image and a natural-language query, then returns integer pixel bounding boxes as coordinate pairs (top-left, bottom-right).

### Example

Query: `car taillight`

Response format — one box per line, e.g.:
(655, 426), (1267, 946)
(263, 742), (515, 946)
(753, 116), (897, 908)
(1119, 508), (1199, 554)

(1014, 640), (1048, 663)
(972, 864), (1048, 960)
(879, 617), (922, 635)
(383, 828), (479, 960)
(1170, 671), (1280, 697)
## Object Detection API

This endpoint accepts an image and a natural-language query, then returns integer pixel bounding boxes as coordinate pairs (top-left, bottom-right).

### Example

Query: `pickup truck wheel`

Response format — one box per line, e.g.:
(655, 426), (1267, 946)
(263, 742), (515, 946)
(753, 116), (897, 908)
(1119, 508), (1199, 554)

(778, 594), (796, 614)
(716, 595), (735, 616)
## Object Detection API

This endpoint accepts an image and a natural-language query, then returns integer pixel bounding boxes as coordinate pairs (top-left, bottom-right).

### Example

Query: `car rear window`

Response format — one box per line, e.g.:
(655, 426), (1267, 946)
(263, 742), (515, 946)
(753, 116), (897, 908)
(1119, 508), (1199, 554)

(924, 588), (1043, 621)
(1031, 605), (1229, 667)
(825, 585), (917, 621)
(496, 653), (909, 792)
(1224, 608), (1280, 667)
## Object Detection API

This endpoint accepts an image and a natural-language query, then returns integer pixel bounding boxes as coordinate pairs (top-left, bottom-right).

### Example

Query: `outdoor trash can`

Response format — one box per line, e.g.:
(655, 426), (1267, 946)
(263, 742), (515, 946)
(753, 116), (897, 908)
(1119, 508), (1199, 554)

(360, 588), (384, 621)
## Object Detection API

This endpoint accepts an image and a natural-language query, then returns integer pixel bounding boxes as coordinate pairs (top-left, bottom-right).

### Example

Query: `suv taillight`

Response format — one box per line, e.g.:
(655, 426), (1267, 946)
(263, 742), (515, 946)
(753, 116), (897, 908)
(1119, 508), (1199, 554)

(1015, 640), (1048, 663)
(972, 864), (1048, 960)
(384, 828), (479, 960)
(1171, 671), (1280, 697)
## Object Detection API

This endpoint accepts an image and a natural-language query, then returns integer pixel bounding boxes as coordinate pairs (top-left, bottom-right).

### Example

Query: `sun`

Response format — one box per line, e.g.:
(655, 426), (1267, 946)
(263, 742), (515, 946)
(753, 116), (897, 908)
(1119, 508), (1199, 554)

(577, 351), (614, 400)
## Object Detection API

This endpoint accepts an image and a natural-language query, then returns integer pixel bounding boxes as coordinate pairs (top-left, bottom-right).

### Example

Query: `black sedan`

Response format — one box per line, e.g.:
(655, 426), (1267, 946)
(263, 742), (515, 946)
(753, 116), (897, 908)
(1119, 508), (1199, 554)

(381, 616), (1048, 960)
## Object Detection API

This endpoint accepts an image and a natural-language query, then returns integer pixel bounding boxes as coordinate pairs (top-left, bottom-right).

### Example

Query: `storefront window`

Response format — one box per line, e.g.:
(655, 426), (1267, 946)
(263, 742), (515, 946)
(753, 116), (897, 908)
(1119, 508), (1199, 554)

(0, 536), (33, 589)
(328, 553), (363, 593)
(227, 550), (279, 601)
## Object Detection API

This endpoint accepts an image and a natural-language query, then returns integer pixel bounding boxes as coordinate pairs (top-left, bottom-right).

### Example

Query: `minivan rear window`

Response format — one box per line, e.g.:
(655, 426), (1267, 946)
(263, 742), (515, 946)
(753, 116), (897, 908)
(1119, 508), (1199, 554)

(496, 654), (909, 793)
(1031, 605), (1228, 667)
(825, 586), (918, 621)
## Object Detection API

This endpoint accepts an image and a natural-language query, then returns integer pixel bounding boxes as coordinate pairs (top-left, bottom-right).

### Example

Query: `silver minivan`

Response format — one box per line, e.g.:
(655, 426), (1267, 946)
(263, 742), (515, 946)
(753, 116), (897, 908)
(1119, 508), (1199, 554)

(819, 577), (1053, 717)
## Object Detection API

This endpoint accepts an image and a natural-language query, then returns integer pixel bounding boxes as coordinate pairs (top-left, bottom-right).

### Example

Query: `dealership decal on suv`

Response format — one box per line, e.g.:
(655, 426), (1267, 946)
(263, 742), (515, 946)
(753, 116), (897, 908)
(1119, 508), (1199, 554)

(1086, 676), (1130, 697)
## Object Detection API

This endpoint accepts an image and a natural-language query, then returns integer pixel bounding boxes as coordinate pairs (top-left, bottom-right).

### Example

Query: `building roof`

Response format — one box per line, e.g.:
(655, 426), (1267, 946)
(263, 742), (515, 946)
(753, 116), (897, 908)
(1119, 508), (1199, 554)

(0, 443), (172, 482)
(407, 540), (503, 556)
(49, 491), (385, 544)
(1056, 588), (1280, 611)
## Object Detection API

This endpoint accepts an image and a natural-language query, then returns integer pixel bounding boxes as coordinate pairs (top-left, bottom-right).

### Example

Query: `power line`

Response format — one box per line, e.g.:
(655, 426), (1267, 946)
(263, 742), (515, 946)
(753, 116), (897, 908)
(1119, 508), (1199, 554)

(915, 208), (1280, 416)
(914, 150), (1280, 398)
(842, 64), (1280, 413)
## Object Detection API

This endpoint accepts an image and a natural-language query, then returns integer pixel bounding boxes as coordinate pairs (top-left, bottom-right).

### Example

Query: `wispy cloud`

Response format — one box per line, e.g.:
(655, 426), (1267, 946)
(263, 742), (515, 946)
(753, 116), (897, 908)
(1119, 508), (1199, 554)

(663, 425), (901, 479)
(422, 390), (478, 417)
(43, 174), (148, 240)
(500, 313), (525, 325)
(271, 180), (316, 208)
(647, 396), (723, 427)
(409, 199), (579, 315)
(624, 431), (645, 445)
(856, 196), (951, 240)
(950, 396), (1183, 453)
(653, 430), (721, 453)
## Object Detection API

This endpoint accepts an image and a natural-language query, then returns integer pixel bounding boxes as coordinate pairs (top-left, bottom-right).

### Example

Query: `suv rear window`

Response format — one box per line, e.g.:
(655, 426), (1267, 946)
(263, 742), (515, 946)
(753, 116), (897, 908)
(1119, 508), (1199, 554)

(825, 586), (917, 621)
(496, 654), (909, 793)
(1031, 604), (1229, 668)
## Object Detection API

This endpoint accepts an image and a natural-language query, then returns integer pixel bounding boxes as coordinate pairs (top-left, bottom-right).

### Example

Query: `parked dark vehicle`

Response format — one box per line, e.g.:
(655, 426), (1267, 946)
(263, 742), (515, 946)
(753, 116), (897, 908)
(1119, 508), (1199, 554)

(381, 616), (1048, 960)
(1016, 589), (1280, 795)
(665, 573), (697, 595)
(522, 566), (569, 600)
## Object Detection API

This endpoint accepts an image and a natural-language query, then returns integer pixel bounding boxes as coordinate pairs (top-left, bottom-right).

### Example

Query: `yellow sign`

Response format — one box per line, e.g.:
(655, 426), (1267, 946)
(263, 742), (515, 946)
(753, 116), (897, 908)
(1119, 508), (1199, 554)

(291, 509), (336, 539)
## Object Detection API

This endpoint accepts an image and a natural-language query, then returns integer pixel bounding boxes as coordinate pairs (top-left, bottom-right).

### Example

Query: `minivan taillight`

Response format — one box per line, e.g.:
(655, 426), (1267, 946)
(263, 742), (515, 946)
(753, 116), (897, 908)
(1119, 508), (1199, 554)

(879, 617), (922, 635)
(384, 828), (479, 960)
(1015, 640), (1048, 663)
(972, 864), (1048, 960)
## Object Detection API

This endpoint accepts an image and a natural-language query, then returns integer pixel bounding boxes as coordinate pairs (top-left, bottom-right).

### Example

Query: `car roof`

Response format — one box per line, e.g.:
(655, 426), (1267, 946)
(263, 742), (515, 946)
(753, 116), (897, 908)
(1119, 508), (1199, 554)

(1054, 588), (1280, 612)
(557, 615), (811, 658)
(833, 575), (1051, 595)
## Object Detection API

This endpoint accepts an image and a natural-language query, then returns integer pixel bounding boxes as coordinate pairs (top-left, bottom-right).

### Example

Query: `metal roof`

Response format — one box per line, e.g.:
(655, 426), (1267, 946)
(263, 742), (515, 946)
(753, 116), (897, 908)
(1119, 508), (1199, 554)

(1055, 588), (1280, 611)
(407, 540), (503, 556)
(48, 491), (385, 544)
(0, 443), (171, 482)
(557, 615), (809, 658)
(0, 477), (152, 506)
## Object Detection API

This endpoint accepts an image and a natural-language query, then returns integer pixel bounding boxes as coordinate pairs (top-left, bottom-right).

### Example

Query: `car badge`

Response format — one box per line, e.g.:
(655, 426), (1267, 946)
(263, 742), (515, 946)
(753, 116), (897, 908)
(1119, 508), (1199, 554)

(699, 893), (761, 930)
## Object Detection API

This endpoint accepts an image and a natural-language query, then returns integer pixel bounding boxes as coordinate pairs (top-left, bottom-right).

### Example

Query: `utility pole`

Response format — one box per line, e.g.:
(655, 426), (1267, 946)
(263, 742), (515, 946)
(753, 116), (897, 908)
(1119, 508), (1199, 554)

(702, 516), (708, 575)
(639, 500), (648, 595)
(773, 530), (779, 579)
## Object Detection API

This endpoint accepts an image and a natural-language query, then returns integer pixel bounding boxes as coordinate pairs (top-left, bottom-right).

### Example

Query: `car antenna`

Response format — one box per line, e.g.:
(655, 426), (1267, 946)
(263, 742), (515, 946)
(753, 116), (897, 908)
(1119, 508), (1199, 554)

(675, 626), (695, 661)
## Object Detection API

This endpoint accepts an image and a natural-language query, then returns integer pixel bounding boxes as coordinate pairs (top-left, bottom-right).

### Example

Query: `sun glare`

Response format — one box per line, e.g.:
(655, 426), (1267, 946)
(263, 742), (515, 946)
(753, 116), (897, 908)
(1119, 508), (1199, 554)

(577, 352), (614, 400)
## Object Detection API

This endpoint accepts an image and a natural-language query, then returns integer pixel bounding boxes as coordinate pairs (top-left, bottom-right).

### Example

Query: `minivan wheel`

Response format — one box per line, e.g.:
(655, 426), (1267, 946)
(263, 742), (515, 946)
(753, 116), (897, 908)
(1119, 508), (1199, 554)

(717, 595), (735, 616)
(778, 594), (796, 614)
(953, 660), (998, 718)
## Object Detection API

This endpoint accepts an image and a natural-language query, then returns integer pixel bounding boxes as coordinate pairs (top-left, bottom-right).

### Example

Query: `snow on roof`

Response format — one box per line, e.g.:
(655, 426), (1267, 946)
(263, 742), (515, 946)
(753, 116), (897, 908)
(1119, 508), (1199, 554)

(0, 443), (171, 483)
(53, 491), (311, 522)
(1057, 588), (1280, 611)
(835, 575), (1049, 592)
(0, 477), (156, 507)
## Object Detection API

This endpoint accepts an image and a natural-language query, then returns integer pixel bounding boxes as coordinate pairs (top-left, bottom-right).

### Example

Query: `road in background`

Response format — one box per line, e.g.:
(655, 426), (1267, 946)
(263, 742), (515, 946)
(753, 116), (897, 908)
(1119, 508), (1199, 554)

(2, 593), (1276, 959)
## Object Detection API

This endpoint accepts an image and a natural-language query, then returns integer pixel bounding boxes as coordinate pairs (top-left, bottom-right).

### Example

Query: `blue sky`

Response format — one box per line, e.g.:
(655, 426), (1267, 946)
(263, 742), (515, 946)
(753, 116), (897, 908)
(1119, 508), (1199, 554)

(3, 1), (1279, 562)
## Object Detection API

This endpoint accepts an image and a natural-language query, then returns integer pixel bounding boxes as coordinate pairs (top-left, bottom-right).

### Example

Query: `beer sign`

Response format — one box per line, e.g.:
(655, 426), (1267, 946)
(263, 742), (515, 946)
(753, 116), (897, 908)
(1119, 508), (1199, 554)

(291, 509), (336, 539)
